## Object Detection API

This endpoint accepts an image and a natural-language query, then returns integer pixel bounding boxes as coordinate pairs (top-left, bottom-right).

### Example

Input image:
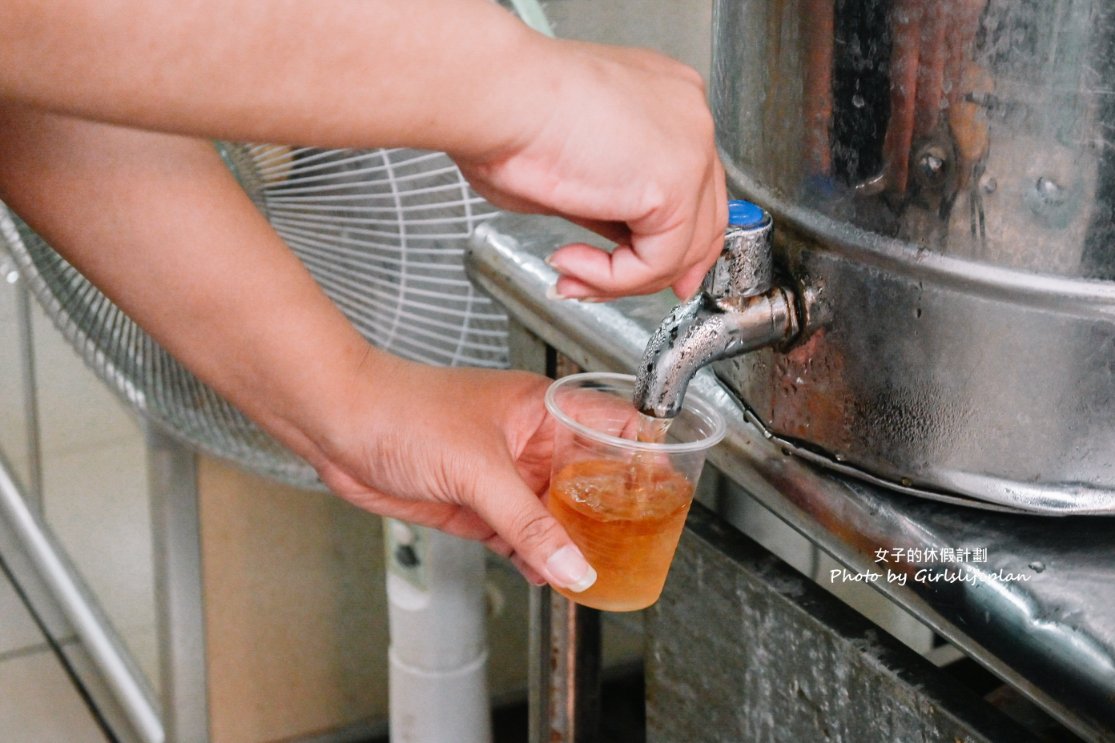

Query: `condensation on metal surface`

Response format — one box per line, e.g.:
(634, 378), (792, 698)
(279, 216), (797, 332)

(634, 213), (800, 419)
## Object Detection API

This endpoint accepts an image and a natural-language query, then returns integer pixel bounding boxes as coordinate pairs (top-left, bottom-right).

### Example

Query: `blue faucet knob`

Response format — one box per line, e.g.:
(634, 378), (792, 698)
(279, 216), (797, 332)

(727, 199), (768, 229)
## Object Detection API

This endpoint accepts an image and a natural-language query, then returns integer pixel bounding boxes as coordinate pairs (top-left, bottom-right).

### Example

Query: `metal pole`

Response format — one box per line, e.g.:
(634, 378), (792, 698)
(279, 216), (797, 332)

(529, 585), (602, 743)
(147, 427), (210, 743)
(14, 277), (43, 509)
(0, 447), (164, 743)
(527, 585), (551, 742)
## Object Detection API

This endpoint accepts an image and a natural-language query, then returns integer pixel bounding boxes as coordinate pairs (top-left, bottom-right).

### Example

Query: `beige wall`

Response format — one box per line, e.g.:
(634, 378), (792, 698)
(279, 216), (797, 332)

(199, 456), (390, 741)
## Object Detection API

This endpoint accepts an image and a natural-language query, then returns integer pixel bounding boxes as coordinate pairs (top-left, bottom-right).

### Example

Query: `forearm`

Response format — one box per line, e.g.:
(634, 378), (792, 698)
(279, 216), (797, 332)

(0, 0), (539, 159)
(0, 107), (377, 465)
(1, 0), (726, 299)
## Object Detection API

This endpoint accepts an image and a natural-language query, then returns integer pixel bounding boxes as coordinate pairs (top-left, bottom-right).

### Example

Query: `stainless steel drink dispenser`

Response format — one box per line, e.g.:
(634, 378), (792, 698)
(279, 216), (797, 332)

(694, 0), (1115, 513)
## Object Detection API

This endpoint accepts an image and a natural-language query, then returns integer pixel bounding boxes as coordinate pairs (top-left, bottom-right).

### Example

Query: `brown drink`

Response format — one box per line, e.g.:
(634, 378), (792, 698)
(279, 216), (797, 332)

(548, 458), (693, 611)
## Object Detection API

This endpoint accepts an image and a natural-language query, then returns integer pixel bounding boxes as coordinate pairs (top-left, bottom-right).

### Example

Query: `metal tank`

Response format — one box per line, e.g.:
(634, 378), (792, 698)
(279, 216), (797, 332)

(709, 0), (1115, 513)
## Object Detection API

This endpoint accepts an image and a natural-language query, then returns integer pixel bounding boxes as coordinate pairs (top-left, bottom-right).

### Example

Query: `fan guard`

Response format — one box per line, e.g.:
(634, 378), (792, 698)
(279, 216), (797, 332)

(1, 144), (509, 488)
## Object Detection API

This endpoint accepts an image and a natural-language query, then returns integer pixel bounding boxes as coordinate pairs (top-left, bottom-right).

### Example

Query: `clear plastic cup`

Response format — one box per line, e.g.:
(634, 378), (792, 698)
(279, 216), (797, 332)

(544, 372), (726, 611)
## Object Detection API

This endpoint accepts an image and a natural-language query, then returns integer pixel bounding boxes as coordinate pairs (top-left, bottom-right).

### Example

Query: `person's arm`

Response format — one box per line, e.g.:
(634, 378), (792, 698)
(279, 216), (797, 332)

(0, 0), (725, 298)
(0, 0), (527, 155)
(0, 108), (595, 590)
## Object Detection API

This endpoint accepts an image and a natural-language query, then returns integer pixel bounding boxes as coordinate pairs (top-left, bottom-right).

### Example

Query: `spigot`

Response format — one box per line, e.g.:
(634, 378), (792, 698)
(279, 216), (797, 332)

(633, 200), (800, 418)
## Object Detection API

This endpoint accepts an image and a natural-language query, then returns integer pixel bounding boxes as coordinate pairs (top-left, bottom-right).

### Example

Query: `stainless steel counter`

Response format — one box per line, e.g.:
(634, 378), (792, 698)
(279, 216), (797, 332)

(468, 213), (1115, 742)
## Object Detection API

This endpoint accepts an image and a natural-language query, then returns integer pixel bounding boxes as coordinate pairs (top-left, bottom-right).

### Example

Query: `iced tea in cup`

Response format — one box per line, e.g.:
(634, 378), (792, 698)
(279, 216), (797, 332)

(544, 373), (725, 611)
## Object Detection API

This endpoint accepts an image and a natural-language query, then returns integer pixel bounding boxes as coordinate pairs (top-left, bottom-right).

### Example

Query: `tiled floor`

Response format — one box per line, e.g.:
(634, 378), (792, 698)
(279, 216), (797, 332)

(0, 562), (109, 742)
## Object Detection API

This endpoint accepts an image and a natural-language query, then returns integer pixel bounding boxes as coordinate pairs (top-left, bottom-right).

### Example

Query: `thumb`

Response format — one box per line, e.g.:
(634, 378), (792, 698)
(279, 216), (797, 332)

(470, 468), (597, 593)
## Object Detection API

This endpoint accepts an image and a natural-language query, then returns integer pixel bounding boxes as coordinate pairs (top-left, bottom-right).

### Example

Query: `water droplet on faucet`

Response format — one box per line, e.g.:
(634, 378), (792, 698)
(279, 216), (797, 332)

(1035, 177), (1064, 205)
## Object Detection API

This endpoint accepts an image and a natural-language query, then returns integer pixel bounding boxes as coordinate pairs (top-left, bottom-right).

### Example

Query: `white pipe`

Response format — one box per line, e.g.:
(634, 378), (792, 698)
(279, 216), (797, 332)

(0, 453), (164, 743)
(385, 520), (492, 743)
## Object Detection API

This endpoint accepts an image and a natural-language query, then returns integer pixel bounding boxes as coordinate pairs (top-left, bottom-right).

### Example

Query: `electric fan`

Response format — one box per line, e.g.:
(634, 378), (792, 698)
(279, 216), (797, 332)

(2, 143), (509, 489)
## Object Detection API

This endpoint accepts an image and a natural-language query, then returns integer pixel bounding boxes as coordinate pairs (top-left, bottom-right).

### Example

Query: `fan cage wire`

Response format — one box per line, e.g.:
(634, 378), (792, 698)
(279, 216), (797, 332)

(0, 143), (510, 489)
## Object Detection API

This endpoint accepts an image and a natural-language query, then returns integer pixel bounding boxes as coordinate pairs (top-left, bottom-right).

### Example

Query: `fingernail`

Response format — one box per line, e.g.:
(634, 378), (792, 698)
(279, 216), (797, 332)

(578, 297), (607, 304)
(546, 285), (570, 301)
(544, 254), (559, 269)
(546, 545), (597, 593)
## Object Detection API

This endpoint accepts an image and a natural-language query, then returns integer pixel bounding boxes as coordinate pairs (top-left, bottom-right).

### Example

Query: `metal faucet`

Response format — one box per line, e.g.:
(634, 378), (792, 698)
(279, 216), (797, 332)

(633, 200), (800, 418)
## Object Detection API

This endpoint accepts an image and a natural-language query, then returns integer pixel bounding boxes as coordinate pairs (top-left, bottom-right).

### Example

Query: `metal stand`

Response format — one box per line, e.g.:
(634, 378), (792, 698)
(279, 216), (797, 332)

(13, 277), (43, 509)
(0, 445), (162, 742)
(147, 428), (210, 743)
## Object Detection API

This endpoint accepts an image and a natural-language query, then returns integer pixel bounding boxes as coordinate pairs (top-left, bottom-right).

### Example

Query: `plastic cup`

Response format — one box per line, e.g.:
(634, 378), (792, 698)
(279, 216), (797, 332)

(544, 372), (726, 611)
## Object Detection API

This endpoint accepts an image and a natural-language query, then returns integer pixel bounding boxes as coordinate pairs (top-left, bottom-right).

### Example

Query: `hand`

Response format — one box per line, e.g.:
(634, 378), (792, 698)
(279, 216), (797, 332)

(454, 37), (728, 300)
(311, 355), (598, 592)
